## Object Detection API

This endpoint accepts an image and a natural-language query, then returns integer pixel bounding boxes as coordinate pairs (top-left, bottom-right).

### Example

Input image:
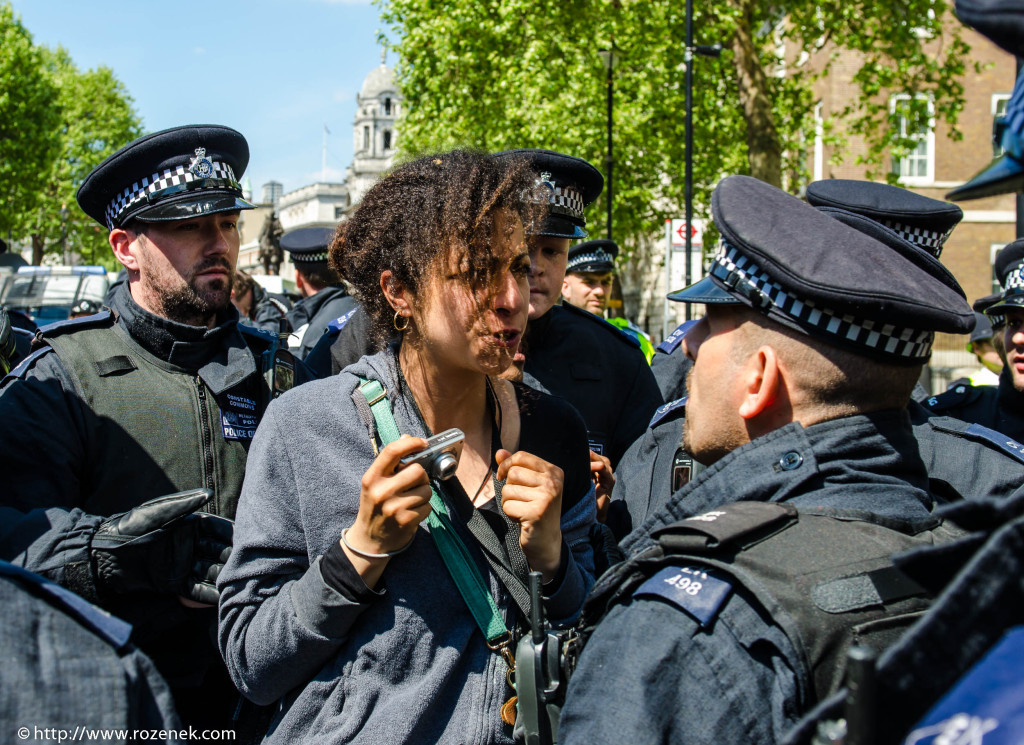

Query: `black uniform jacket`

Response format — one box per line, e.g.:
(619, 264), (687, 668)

(923, 369), (1024, 444)
(522, 303), (663, 468)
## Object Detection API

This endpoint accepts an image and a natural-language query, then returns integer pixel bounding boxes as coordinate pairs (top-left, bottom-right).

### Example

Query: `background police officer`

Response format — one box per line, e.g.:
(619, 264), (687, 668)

(560, 175), (973, 745)
(493, 148), (663, 469)
(925, 239), (1024, 442)
(282, 226), (356, 359)
(0, 124), (292, 728)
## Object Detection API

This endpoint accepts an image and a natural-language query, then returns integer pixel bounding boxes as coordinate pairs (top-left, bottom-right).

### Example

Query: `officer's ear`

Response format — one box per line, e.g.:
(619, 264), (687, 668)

(109, 227), (141, 273)
(738, 344), (782, 421)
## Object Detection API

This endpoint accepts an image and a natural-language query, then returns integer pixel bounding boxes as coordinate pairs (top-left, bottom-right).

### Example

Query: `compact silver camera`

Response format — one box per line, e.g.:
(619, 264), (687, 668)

(399, 428), (465, 481)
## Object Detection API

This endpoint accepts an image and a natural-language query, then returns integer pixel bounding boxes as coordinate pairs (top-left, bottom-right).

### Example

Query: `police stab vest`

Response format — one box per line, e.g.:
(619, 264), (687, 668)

(42, 318), (270, 518)
(584, 501), (964, 706)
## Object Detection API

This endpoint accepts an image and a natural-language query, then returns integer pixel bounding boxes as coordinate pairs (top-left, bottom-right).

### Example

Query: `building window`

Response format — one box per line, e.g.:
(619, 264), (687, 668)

(383, 130), (392, 151)
(335, 206), (346, 220)
(384, 97), (392, 116)
(813, 101), (824, 182)
(993, 243), (1007, 294)
(890, 94), (935, 185)
(363, 126), (370, 151)
(993, 93), (1011, 157)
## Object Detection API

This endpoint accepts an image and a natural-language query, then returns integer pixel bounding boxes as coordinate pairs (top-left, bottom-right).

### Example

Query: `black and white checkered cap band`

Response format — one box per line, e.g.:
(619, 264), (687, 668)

(292, 250), (329, 264)
(567, 248), (614, 272)
(879, 219), (953, 256)
(1004, 263), (1024, 291)
(104, 160), (239, 229)
(710, 239), (933, 361)
(547, 185), (585, 222)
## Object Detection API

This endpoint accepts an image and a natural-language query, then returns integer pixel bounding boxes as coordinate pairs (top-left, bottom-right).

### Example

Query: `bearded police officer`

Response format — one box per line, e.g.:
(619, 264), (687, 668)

(282, 226), (356, 359)
(0, 124), (302, 727)
(493, 149), (663, 468)
(559, 175), (973, 745)
(608, 180), (1024, 539)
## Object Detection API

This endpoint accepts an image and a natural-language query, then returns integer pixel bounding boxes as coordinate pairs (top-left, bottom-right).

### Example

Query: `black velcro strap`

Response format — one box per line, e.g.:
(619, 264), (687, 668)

(654, 501), (798, 554)
(868, 565), (928, 603)
(94, 355), (137, 377)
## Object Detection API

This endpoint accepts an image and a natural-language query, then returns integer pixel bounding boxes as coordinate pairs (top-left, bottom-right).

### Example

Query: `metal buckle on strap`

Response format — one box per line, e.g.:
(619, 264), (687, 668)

(487, 632), (517, 676)
(366, 384), (387, 406)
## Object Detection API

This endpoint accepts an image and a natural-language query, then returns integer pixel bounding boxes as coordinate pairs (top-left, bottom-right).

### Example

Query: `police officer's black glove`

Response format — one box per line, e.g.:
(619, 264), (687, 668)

(90, 488), (233, 606)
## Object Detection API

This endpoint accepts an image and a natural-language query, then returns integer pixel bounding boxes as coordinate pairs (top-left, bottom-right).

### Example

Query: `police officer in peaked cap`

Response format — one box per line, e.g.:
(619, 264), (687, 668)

(0, 124), (305, 728)
(561, 238), (618, 316)
(806, 180), (1024, 503)
(560, 175), (973, 745)
(609, 179), (1024, 540)
(806, 178), (963, 258)
(925, 238), (1024, 443)
(491, 148), (663, 469)
(282, 226), (356, 359)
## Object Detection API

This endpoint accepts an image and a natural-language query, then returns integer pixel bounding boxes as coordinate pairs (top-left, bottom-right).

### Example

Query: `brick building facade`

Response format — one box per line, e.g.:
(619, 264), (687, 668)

(811, 24), (1018, 383)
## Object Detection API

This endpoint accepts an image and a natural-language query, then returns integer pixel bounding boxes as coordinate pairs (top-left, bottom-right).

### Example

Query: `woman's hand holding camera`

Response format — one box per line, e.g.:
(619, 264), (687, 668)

(343, 436), (434, 584)
(495, 449), (564, 582)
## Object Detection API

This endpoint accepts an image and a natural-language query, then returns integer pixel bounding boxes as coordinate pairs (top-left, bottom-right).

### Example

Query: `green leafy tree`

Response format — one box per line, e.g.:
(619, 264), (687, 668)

(0, 3), (61, 241)
(23, 47), (143, 268)
(380, 0), (969, 259)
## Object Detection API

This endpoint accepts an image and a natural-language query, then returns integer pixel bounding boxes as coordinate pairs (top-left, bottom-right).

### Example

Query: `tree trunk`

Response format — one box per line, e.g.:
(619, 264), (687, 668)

(31, 233), (45, 265)
(729, 0), (783, 187)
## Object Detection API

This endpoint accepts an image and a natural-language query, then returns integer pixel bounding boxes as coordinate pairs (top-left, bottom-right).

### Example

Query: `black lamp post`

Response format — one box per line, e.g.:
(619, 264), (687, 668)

(683, 0), (721, 320)
(598, 47), (615, 241)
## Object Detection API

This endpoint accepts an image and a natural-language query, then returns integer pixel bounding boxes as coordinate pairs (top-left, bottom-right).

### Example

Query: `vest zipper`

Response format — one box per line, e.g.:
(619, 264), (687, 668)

(195, 376), (216, 496)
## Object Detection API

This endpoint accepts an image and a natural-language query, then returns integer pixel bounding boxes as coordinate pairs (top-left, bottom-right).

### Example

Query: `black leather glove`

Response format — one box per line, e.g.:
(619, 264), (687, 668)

(90, 489), (233, 605)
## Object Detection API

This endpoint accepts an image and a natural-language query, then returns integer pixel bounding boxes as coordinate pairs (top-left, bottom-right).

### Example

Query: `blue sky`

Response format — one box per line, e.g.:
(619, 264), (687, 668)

(10, 0), (393, 197)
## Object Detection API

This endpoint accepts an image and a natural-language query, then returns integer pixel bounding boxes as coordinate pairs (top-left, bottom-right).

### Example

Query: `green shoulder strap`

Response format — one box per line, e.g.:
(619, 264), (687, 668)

(357, 378), (511, 648)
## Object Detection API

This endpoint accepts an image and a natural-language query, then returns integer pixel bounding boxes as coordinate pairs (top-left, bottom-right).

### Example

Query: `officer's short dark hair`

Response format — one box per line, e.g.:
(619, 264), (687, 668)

(296, 263), (341, 292)
(731, 306), (922, 414)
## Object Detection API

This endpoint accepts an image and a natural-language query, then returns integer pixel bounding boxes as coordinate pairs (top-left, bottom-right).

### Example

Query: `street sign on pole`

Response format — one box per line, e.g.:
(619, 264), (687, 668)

(670, 219), (702, 248)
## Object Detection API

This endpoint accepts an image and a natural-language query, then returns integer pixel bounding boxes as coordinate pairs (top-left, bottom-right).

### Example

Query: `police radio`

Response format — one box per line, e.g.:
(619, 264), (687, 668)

(515, 571), (582, 745)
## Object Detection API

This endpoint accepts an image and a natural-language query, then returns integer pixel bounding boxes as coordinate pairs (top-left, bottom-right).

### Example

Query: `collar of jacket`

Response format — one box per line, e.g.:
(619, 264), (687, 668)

(622, 409), (935, 556)
(109, 281), (256, 393)
(997, 368), (1024, 415)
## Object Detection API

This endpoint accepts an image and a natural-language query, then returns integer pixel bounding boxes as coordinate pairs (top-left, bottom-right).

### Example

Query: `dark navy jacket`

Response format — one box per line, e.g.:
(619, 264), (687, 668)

(561, 412), (940, 745)
(923, 369), (1024, 444)
(522, 303), (663, 468)
(608, 398), (1024, 539)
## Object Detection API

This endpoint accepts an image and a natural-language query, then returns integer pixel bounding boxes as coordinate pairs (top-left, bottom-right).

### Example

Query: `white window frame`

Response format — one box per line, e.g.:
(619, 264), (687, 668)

(992, 243), (1007, 294)
(813, 102), (824, 182)
(890, 93), (935, 186)
(993, 93), (1011, 157)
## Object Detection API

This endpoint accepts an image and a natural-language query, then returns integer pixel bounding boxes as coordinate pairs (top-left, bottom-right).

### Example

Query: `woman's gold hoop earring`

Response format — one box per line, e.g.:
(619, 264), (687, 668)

(393, 310), (410, 332)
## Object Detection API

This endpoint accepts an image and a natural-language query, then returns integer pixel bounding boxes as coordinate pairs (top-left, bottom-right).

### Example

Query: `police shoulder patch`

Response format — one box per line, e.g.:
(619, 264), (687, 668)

(963, 423), (1024, 464)
(3, 345), (56, 384)
(0, 561), (133, 649)
(36, 310), (113, 338)
(657, 320), (698, 355)
(924, 384), (984, 412)
(633, 564), (733, 628)
(327, 307), (358, 334)
(238, 324), (278, 352)
(649, 396), (687, 428)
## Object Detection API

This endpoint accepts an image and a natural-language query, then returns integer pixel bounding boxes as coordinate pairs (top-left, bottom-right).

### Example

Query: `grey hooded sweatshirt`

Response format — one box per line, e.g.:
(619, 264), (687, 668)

(218, 347), (596, 744)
